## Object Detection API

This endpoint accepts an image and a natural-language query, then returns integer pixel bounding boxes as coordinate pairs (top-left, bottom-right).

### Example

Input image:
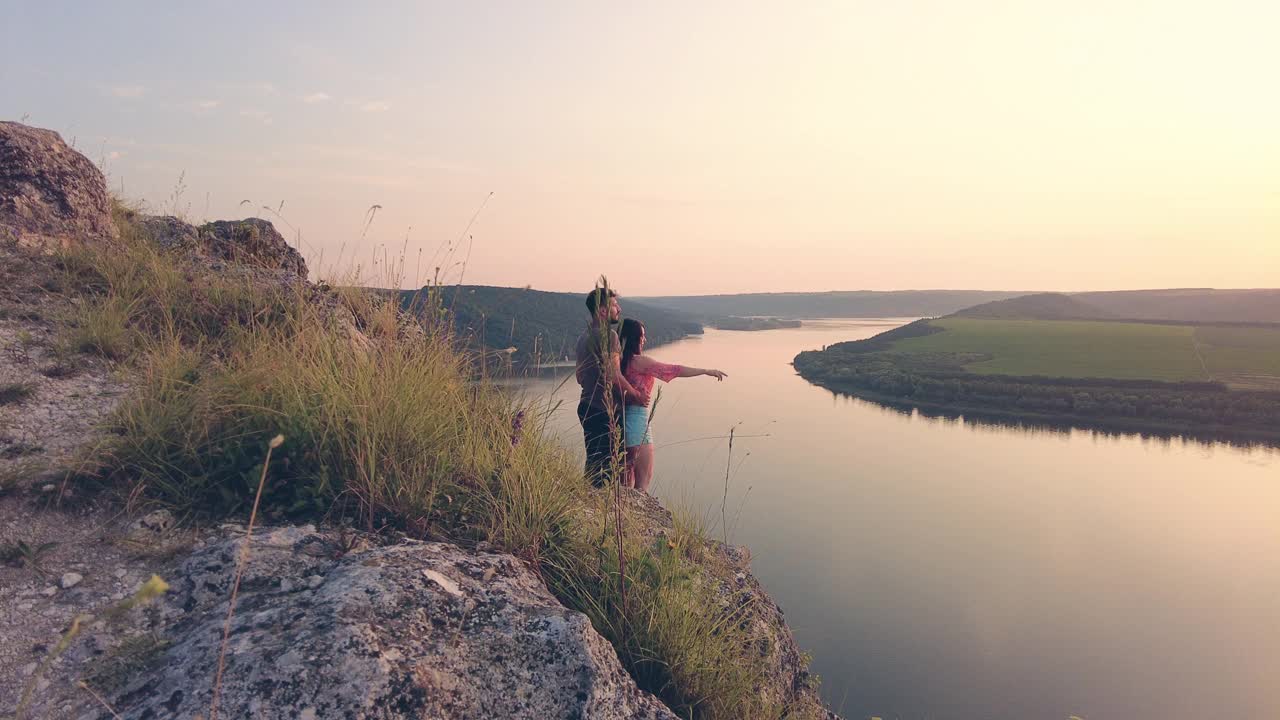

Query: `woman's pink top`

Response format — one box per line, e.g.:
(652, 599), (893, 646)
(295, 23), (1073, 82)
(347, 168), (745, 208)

(624, 359), (683, 407)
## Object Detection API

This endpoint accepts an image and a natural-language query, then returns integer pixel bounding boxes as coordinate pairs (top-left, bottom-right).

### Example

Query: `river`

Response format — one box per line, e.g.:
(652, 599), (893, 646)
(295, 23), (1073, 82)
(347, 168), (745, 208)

(511, 319), (1280, 719)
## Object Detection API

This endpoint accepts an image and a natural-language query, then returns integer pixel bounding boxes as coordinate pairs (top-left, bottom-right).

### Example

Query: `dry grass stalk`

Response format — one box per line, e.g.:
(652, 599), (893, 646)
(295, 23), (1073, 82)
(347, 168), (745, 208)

(207, 433), (283, 720)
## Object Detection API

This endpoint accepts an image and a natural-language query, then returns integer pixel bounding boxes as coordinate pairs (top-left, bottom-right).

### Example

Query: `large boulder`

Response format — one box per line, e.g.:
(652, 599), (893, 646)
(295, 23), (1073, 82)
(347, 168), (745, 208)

(135, 213), (200, 252)
(131, 213), (308, 278)
(201, 218), (308, 278)
(0, 121), (118, 250)
(102, 526), (676, 719)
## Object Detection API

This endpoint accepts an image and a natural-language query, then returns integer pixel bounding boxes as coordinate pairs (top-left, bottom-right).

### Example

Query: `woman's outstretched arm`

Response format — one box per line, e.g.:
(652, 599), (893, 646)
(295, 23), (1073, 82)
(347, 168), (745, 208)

(677, 365), (727, 380)
(632, 355), (727, 381)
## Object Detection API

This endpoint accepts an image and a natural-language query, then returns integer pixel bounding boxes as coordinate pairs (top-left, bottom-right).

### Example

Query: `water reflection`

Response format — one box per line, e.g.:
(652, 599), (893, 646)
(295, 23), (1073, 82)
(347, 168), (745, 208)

(824, 387), (1280, 452)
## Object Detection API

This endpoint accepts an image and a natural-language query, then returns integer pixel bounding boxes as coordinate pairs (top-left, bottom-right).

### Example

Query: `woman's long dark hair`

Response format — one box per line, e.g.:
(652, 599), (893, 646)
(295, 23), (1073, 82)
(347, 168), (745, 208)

(619, 318), (644, 374)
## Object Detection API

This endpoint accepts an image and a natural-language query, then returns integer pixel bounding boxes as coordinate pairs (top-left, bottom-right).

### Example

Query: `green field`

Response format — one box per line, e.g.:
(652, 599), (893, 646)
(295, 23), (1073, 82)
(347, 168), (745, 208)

(890, 318), (1280, 387)
(1195, 325), (1280, 390)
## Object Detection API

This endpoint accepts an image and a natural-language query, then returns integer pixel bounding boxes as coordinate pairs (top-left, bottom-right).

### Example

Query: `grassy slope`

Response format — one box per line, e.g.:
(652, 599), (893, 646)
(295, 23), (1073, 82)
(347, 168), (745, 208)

(885, 318), (1280, 388)
(893, 318), (1207, 380)
(1195, 325), (1280, 389)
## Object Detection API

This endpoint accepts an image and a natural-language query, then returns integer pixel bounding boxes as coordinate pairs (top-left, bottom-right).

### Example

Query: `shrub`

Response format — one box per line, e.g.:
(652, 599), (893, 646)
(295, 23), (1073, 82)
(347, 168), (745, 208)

(0, 382), (35, 406)
(104, 317), (520, 529)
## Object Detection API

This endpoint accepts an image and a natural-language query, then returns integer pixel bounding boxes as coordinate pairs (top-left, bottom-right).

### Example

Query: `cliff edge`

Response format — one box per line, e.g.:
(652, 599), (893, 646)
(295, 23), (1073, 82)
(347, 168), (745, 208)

(0, 121), (837, 720)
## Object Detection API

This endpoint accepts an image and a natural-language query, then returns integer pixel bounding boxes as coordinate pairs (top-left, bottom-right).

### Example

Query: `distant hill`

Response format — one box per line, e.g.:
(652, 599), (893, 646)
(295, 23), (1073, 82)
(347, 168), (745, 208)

(399, 285), (703, 365)
(955, 289), (1280, 324)
(634, 290), (1028, 319)
(1073, 289), (1280, 323)
(953, 293), (1116, 320)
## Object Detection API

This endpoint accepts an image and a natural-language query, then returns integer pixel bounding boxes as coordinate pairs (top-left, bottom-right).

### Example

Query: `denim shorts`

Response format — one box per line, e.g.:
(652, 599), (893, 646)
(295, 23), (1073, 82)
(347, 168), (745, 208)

(623, 405), (653, 448)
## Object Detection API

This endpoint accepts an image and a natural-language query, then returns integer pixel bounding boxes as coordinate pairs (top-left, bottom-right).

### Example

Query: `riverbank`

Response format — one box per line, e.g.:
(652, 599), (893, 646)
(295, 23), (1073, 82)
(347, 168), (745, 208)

(797, 375), (1280, 447)
(710, 317), (803, 331)
(793, 318), (1280, 446)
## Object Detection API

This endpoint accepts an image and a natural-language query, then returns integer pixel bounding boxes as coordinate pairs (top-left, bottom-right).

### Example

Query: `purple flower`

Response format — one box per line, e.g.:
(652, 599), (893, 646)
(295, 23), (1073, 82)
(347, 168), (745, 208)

(510, 409), (526, 446)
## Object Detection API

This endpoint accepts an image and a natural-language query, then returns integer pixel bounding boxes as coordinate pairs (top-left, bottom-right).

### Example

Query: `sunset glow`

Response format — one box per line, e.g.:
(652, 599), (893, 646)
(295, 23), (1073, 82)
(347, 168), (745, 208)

(5, 1), (1276, 294)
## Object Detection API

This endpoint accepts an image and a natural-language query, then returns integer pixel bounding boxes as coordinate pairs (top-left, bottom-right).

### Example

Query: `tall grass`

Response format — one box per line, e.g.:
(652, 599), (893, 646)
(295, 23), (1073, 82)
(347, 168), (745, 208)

(545, 503), (785, 719)
(38, 203), (815, 720)
(52, 202), (300, 361)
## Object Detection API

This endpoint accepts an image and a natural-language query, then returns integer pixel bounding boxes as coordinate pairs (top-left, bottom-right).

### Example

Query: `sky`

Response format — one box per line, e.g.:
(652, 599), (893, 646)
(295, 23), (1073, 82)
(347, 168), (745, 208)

(3, 0), (1277, 295)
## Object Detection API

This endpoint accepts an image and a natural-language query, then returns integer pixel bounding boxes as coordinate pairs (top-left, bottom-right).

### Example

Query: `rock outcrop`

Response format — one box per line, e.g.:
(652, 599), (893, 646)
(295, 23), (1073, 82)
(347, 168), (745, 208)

(132, 214), (308, 278)
(0, 120), (306, 277)
(134, 213), (200, 252)
(101, 526), (677, 720)
(620, 492), (837, 719)
(199, 218), (308, 278)
(0, 122), (118, 250)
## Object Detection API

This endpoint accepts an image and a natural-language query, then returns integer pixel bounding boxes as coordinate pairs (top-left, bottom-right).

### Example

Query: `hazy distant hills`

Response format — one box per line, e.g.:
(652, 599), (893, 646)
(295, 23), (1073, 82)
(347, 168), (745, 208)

(399, 285), (703, 365)
(955, 289), (1280, 324)
(399, 285), (1280, 367)
(952, 293), (1116, 320)
(633, 290), (1028, 319)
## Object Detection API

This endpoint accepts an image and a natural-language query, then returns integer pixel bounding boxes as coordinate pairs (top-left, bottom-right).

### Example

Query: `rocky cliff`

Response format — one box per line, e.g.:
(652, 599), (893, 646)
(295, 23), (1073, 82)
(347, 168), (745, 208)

(104, 525), (678, 719)
(0, 121), (837, 720)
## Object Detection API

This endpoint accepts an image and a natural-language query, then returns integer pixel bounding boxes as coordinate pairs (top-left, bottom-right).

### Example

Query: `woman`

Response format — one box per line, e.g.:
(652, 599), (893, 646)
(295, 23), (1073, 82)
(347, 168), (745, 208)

(618, 318), (727, 492)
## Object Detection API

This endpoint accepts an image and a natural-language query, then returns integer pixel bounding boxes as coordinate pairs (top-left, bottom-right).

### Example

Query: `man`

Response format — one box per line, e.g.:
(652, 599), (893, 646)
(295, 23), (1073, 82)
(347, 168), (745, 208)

(575, 285), (649, 487)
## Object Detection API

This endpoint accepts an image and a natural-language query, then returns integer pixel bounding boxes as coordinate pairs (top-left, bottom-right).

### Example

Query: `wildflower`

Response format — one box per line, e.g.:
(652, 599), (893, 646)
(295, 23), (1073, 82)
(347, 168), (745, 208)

(137, 574), (171, 601)
(510, 409), (526, 446)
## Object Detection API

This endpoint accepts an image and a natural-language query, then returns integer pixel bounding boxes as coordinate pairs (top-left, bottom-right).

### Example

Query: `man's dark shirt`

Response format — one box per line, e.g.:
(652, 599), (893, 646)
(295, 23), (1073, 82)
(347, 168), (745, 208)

(575, 325), (621, 412)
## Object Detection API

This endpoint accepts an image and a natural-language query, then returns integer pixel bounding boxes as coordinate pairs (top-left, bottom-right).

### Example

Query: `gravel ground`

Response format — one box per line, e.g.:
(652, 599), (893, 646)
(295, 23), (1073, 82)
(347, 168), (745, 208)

(0, 241), (180, 719)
